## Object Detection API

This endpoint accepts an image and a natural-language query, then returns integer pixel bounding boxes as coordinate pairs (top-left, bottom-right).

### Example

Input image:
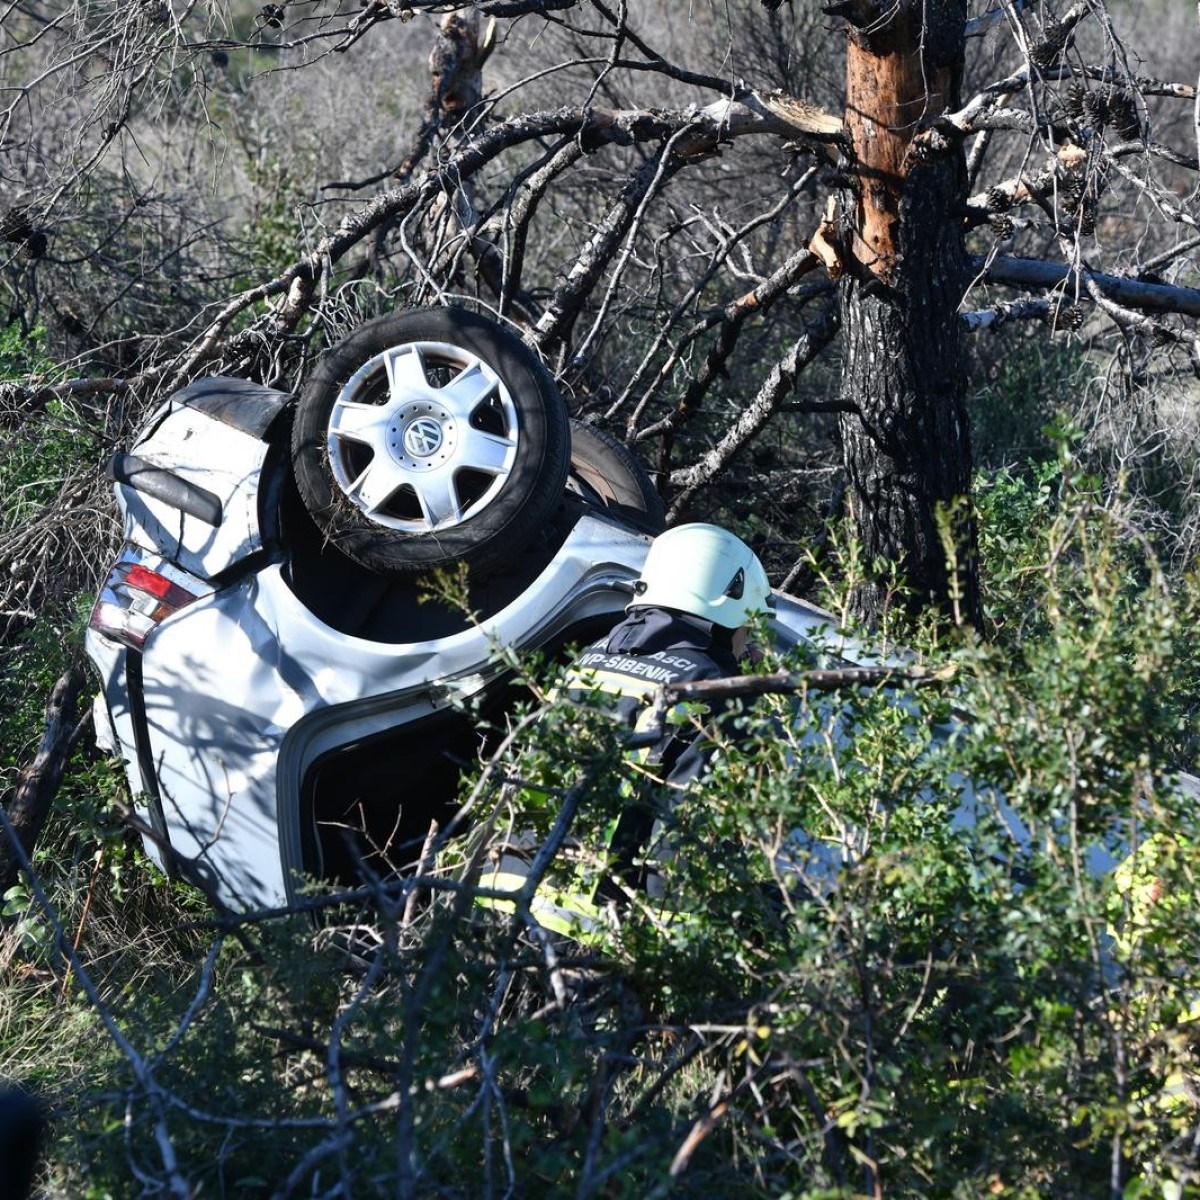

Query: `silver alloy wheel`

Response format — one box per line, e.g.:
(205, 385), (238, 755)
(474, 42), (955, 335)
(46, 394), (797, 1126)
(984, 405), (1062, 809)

(325, 340), (519, 533)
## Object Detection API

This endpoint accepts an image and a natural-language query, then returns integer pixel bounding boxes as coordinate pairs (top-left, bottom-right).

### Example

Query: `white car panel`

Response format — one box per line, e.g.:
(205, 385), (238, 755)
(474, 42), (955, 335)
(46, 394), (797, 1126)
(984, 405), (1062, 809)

(131, 513), (654, 909)
(85, 627), (149, 800)
(100, 364), (1182, 924)
(119, 402), (273, 582)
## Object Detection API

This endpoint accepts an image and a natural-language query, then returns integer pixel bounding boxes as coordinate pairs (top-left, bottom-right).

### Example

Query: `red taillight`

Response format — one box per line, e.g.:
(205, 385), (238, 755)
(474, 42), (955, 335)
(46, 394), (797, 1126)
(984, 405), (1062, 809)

(123, 564), (199, 611)
(88, 553), (209, 649)
(125, 564), (172, 598)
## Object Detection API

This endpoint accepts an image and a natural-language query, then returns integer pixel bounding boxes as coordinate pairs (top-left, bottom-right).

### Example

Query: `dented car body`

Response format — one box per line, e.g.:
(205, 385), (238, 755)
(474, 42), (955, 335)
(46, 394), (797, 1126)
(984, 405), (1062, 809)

(85, 371), (839, 911)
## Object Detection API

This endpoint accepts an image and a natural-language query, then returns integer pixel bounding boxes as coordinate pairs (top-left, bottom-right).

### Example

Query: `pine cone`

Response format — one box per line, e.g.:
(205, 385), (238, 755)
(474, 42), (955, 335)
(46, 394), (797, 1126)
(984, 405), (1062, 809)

(16, 230), (47, 261)
(1031, 19), (1070, 68)
(1060, 176), (1085, 215)
(1049, 304), (1084, 332)
(987, 186), (1013, 213)
(909, 137), (938, 164)
(1109, 91), (1141, 141)
(1, 209), (33, 242)
(989, 214), (1015, 240)
(1079, 197), (1097, 237)
(1065, 81), (1087, 121)
(1081, 91), (1108, 129)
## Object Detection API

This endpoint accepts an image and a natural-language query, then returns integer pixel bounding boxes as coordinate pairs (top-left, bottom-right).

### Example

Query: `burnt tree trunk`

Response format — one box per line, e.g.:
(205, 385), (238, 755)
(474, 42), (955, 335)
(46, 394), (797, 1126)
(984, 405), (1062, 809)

(837, 0), (980, 627)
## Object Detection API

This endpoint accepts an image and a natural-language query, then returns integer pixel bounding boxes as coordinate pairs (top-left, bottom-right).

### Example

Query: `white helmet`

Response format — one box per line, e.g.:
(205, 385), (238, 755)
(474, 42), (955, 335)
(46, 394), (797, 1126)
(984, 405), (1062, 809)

(631, 523), (773, 629)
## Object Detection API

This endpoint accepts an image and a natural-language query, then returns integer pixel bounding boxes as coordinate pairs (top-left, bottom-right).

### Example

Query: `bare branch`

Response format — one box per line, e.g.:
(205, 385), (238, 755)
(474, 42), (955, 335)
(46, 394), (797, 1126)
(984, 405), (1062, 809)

(529, 144), (687, 355)
(632, 246), (827, 444)
(607, 169), (821, 428)
(665, 304), (839, 519)
(0, 666), (83, 893)
(965, 0), (1038, 39)
(961, 297), (1057, 332)
(977, 255), (1200, 320)
(691, 89), (844, 152)
(626, 660), (959, 752)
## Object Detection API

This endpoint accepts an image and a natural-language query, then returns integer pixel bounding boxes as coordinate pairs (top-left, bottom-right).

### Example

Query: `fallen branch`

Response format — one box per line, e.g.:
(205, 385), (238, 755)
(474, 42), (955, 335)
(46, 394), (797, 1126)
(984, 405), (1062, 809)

(0, 666), (83, 895)
(670, 1095), (730, 1177)
(965, 0), (1038, 38)
(665, 304), (839, 515)
(975, 255), (1200, 319)
(664, 661), (958, 705)
(961, 297), (1057, 332)
(632, 246), (826, 444)
(627, 662), (958, 751)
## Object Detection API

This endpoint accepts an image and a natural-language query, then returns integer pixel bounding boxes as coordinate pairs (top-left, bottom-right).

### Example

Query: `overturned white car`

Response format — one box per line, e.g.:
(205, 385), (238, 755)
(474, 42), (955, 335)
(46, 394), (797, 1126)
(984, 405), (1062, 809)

(84, 308), (840, 911)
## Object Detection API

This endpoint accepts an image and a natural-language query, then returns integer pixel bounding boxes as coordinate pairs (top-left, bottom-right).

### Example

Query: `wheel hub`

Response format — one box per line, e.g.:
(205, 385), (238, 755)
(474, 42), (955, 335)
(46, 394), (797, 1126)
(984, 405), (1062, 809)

(402, 416), (444, 458)
(388, 402), (457, 471)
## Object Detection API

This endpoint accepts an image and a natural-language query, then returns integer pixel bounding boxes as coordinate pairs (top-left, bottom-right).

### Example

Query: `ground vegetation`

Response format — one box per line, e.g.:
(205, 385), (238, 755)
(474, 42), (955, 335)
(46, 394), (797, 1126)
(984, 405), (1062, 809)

(1, 2), (1199, 1194)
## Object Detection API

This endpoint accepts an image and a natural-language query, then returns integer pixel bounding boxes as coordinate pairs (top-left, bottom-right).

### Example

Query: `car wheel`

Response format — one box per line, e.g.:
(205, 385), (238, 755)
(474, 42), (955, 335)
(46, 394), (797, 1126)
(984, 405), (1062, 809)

(567, 420), (665, 534)
(291, 307), (570, 574)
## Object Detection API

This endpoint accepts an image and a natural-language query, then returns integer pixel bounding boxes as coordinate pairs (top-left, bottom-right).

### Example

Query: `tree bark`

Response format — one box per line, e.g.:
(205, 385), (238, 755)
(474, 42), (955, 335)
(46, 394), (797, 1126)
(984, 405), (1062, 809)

(837, 0), (980, 627)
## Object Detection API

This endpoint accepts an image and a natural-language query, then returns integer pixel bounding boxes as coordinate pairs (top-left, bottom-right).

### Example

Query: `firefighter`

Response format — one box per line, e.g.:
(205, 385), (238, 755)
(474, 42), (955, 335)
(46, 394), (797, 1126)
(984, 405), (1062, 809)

(560, 523), (774, 900)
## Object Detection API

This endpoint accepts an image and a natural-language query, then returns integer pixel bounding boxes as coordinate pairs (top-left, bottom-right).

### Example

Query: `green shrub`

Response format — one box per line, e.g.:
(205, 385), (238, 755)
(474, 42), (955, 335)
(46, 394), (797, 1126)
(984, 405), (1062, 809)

(5, 456), (1198, 1198)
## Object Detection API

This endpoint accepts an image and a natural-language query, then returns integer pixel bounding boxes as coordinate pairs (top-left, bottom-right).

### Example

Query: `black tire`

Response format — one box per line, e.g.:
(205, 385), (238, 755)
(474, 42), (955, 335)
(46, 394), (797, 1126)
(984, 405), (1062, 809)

(567, 420), (666, 534)
(291, 307), (570, 575)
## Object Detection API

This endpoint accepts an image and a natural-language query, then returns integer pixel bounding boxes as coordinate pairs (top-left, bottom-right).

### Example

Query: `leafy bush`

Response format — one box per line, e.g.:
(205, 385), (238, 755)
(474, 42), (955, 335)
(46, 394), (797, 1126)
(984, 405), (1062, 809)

(3, 456), (1198, 1198)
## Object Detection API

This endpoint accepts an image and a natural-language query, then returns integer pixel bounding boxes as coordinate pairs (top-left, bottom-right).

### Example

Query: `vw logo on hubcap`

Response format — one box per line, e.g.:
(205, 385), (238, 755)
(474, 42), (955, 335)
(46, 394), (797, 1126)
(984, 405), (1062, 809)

(403, 416), (444, 458)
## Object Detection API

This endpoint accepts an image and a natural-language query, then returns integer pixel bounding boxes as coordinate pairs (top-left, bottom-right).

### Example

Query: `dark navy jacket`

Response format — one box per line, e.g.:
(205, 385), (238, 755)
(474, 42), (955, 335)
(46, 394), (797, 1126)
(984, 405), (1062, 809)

(562, 605), (740, 787)
(561, 607), (742, 893)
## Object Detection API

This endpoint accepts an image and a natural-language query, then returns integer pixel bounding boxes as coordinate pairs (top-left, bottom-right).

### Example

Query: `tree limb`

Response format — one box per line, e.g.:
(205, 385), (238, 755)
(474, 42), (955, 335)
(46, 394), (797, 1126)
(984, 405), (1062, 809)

(665, 304), (839, 518)
(961, 297), (1056, 332)
(965, 0), (1038, 38)
(976, 255), (1200, 319)
(662, 662), (958, 706)
(0, 666), (83, 895)
(632, 246), (826, 444)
